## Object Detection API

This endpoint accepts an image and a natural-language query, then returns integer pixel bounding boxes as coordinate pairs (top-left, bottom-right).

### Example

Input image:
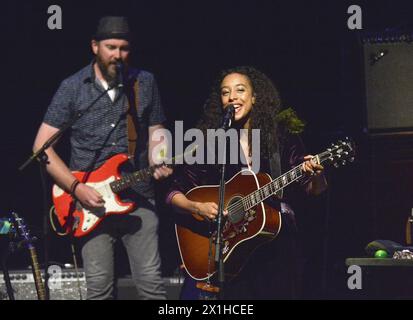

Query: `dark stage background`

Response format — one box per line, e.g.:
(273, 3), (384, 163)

(2, 0), (413, 299)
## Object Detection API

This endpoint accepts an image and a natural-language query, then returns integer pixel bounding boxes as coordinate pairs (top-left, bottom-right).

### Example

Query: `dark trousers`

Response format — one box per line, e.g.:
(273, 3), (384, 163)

(180, 214), (302, 300)
(222, 220), (301, 300)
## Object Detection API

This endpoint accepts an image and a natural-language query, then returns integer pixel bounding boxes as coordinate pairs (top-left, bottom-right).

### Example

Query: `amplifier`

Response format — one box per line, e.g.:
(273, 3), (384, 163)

(0, 269), (183, 300)
(1, 269), (184, 300)
(362, 39), (413, 133)
(0, 268), (87, 300)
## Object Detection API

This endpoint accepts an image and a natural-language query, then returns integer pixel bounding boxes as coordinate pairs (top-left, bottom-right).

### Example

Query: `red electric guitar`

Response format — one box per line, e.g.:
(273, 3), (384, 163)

(52, 152), (183, 237)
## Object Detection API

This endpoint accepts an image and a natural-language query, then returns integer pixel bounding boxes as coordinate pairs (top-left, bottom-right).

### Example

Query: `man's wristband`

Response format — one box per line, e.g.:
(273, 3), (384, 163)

(70, 180), (80, 197)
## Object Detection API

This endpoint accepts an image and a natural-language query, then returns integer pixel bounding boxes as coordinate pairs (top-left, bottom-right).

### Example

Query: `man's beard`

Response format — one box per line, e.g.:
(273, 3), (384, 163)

(96, 55), (117, 87)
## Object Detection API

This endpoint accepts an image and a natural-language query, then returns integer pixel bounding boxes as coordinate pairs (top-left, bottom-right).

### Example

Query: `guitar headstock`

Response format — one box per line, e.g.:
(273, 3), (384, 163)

(318, 138), (355, 168)
(11, 212), (32, 243)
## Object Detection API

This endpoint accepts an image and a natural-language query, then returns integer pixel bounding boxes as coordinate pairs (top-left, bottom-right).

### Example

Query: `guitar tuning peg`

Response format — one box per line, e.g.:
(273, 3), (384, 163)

(341, 160), (347, 166)
(333, 162), (340, 168)
(349, 157), (355, 162)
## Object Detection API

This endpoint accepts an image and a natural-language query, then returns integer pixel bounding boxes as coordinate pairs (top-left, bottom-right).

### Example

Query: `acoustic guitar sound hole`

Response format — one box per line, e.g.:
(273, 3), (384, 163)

(227, 196), (245, 224)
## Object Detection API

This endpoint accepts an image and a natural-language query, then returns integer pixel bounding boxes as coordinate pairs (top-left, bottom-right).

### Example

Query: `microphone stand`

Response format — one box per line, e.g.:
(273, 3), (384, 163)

(19, 83), (120, 300)
(19, 83), (120, 171)
(214, 107), (234, 299)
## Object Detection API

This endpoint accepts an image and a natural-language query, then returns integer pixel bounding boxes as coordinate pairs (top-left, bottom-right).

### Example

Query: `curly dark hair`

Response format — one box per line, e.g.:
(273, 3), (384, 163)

(197, 66), (295, 159)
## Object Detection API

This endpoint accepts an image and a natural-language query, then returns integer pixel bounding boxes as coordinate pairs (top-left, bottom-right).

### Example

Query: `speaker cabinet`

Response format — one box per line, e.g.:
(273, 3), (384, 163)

(363, 39), (413, 132)
(0, 269), (86, 300)
(1, 269), (184, 300)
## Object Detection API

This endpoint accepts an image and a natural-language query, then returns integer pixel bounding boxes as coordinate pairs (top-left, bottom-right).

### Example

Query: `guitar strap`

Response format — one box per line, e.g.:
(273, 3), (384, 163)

(126, 76), (140, 159)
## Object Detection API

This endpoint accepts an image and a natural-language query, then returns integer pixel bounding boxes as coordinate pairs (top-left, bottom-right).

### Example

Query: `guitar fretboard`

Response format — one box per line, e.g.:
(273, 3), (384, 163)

(241, 164), (305, 211)
(108, 148), (195, 194)
(29, 248), (46, 300)
(231, 149), (336, 214)
(109, 165), (162, 193)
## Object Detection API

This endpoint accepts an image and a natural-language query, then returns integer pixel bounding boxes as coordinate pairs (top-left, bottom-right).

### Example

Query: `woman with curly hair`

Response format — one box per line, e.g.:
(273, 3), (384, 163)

(166, 66), (327, 299)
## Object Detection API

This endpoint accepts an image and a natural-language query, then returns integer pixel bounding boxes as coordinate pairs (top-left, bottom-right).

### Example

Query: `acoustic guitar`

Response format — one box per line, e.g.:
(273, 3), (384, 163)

(175, 139), (355, 281)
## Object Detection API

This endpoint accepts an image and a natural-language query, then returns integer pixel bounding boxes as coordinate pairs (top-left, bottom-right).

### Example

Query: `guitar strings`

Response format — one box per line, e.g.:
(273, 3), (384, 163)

(225, 164), (305, 214)
(218, 145), (347, 216)
(225, 148), (338, 214)
(227, 151), (329, 213)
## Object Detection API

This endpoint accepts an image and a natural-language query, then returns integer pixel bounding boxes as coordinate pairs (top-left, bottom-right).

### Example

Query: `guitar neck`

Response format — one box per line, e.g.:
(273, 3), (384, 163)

(11, 212), (48, 300)
(110, 163), (166, 193)
(242, 154), (324, 211)
(109, 148), (195, 194)
(29, 247), (46, 300)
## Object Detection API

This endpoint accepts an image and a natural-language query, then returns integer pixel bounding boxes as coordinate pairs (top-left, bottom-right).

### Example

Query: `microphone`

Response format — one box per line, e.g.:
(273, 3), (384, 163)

(222, 104), (235, 128)
(115, 62), (124, 88)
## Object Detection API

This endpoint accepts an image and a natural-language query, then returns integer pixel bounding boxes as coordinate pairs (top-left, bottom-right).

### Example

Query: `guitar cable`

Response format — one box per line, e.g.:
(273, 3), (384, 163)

(49, 205), (84, 299)
(69, 240), (83, 300)
(49, 206), (70, 237)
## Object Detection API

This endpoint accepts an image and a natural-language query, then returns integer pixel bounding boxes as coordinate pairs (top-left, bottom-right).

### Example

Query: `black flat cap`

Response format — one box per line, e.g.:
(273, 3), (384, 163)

(93, 16), (131, 41)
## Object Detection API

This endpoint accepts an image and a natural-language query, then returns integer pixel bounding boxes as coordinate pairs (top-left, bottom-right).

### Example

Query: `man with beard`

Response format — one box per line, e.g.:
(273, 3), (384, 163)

(33, 16), (172, 299)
